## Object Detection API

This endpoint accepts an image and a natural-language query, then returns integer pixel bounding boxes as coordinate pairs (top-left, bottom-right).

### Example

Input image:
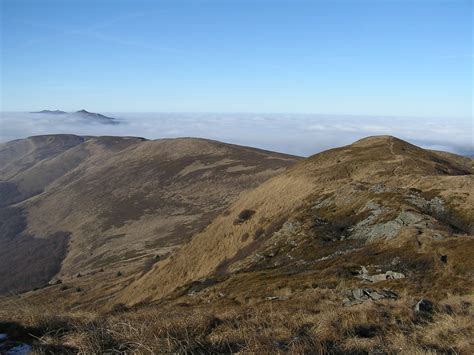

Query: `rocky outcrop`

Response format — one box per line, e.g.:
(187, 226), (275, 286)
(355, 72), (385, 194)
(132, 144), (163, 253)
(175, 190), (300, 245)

(343, 288), (399, 306)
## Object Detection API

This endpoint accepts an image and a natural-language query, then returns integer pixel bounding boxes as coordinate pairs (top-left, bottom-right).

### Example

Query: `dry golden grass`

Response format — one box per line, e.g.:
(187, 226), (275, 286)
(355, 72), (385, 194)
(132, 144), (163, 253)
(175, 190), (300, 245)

(1, 136), (472, 354)
(121, 136), (473, 306)
(1, 293), (472, 354)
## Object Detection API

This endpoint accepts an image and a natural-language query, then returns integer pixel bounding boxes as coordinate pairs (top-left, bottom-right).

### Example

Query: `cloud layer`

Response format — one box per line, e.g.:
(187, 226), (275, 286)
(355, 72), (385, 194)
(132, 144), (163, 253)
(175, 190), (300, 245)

(0, 112), (472, 157)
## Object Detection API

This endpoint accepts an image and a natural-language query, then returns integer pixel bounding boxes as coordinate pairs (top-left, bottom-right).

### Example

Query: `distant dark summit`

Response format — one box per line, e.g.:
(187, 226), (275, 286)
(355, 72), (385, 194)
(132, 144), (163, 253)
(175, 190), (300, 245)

(72, 109), (119, 125)
(31, 110), (67, 114)
(31, 109), (119, 125)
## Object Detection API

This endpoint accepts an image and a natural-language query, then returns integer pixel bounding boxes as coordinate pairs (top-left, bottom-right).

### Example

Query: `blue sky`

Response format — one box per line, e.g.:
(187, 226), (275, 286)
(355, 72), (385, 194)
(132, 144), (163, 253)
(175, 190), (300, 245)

(1, 0), (472, 117)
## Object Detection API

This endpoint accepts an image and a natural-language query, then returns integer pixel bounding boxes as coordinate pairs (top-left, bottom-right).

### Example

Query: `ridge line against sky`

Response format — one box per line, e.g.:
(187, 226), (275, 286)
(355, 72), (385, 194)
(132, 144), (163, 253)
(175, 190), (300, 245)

(1, 0), (472, 116)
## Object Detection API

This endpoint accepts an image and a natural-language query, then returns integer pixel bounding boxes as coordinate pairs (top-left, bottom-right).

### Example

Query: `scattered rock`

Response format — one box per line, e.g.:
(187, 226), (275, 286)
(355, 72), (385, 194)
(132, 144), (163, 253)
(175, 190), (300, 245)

(266, 296), (289, 301)
(314, 248), (360, 263)
(352, 288), (366, 300)
(312, 197), (334, 210)
(358, 267), (405, 283)
(266, 296), (279, 301)
(391, 257), (401, 266)
(369, 183), (395, 194)
(385, 271), (405, 280)
(312, 217), (328, 227)
(366, 290), (385, 300)
(343, 288), (398, 306)
(414, 299), (434, 313)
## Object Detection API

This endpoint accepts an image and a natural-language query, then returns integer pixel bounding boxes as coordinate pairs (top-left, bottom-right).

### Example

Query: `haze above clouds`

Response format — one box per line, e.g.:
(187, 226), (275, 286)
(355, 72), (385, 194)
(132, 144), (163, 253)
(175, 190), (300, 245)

(1, 1), (472, 156)
(1, 112), (472, 157)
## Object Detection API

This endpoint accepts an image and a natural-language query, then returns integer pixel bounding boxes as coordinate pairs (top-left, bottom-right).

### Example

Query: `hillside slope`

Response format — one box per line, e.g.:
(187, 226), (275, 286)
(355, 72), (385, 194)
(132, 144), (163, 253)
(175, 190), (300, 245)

(121, 136), (473, 305)
(0, 135), (472, 354)
(0, 135), (300, 294)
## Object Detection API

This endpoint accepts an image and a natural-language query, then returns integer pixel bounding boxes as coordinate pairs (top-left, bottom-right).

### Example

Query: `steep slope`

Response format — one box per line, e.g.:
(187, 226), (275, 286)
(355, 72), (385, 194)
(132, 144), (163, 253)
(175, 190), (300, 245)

(0, 135), (300, 294)
(121, 136), (473, 305)
(0, 135), (86, 184)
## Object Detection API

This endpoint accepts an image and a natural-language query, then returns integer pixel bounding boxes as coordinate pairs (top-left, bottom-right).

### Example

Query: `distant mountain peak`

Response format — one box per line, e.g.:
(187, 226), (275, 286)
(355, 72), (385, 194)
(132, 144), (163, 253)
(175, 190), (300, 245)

(30, 109), (120, 125)
(31, 109), (67, 114)
(73, 110), (118, 124)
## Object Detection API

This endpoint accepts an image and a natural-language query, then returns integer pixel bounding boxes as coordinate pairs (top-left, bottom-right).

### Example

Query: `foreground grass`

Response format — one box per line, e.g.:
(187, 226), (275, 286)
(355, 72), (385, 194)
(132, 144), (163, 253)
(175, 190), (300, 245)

(0, 293), (472, 354)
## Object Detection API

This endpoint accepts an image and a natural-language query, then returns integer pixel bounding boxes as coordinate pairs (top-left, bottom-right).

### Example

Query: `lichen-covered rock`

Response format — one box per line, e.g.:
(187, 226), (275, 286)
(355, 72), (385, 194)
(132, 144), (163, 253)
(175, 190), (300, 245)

(357, 267), (405, 283)
(350, 210), (428, 242)
(408, 194), (445, 216)
(343, 288), (398, 306)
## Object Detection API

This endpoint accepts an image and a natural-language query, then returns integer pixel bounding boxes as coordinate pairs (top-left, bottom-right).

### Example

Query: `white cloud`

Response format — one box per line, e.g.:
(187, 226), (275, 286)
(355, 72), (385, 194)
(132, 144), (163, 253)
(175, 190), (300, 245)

(0, 112), (472, 157)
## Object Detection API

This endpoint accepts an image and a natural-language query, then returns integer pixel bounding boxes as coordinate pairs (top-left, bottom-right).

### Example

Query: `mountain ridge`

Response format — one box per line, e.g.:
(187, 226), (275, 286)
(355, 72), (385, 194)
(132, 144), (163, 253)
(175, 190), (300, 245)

(0, 135), (472, 354)
(118, 135), (473, 305)
(0, 134), (301, 295)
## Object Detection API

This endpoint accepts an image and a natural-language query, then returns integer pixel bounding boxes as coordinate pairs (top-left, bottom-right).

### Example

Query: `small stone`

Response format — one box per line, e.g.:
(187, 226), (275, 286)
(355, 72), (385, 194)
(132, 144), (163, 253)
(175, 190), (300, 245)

(367, 291), (385, 300)
(382, 289), (399, 299)
(343, 288), (398, 306)
(266, 296), (279, 301)
(352, 288), (369, 300)
(385, 271), (405, 280)
(343, 298), (363, 307)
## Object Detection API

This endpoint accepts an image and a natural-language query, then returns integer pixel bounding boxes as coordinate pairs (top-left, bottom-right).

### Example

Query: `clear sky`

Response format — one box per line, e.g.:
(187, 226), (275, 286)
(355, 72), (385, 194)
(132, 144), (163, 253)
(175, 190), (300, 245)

(0, 0), (472, 117)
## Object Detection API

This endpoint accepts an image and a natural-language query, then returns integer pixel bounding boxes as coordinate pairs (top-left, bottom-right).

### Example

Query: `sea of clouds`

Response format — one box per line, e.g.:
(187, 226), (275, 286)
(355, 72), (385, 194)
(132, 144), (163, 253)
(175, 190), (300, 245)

(0, 112), (472, 157)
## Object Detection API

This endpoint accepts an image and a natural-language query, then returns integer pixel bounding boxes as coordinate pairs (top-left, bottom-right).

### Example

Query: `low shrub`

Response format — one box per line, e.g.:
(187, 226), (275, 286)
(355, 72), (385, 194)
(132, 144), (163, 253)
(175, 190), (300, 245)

(234, 209), (255, 225)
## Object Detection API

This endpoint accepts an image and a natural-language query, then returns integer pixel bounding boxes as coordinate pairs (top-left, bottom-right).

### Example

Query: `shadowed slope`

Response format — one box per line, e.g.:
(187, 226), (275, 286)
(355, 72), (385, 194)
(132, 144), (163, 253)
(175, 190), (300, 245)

(0, 135), (300, 295)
